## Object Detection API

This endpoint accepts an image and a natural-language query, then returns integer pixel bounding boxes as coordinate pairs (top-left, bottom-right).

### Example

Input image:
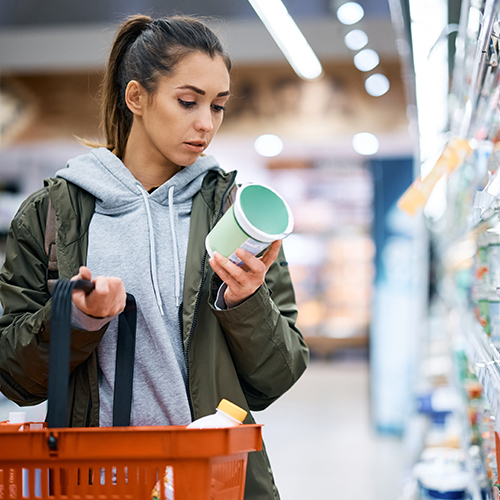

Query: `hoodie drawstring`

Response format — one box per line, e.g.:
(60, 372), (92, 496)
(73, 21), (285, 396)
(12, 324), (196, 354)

(168, 186), (181, 307)
(138, 185), (165, 316)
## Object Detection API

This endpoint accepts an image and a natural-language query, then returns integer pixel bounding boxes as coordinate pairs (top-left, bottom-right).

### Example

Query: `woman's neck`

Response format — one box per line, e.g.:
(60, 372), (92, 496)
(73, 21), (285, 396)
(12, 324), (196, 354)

(121, 124), (181, 191)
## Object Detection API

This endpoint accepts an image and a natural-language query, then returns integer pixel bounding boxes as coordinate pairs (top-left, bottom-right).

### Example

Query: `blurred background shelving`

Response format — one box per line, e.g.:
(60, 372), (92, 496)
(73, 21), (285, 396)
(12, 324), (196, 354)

(0, 1), (450, 499)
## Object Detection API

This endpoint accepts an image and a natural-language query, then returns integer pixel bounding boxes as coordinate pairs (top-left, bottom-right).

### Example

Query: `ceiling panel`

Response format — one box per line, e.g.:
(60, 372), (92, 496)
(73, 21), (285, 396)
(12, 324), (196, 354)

(0, 0), (390, 28)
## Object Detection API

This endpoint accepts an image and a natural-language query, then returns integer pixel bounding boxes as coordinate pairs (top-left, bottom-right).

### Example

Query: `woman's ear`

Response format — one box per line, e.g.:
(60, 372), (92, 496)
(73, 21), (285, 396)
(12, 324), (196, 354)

(125, 80), (145, 116)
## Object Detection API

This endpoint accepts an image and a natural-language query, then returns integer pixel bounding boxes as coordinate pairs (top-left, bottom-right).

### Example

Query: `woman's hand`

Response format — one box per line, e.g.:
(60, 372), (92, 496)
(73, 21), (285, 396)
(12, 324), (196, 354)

(71, 266), (126, 318)
(209, 240), (281, 309)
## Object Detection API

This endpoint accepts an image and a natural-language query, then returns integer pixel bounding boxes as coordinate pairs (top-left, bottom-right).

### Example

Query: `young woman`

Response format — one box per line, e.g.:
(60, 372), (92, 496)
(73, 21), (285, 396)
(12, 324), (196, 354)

(0, 15), (309, 499)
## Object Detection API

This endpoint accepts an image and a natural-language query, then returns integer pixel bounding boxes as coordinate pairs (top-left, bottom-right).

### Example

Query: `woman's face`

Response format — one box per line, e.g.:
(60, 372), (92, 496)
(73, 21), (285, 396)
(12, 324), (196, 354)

(135, 51), (230, 169)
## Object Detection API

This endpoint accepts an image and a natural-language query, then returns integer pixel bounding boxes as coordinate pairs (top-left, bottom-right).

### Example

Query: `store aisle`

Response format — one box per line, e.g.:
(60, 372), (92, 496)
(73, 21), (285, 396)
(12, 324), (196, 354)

(257, 356), (405, 500)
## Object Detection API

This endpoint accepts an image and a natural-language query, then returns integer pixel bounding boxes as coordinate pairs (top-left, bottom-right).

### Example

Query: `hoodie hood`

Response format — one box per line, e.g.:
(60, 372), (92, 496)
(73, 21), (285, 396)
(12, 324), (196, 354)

(57, 147), (220, 213)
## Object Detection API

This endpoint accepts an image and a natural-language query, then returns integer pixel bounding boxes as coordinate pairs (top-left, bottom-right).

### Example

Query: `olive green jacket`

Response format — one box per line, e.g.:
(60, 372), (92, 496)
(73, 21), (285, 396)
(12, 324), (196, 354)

(0, 167), (309, 499)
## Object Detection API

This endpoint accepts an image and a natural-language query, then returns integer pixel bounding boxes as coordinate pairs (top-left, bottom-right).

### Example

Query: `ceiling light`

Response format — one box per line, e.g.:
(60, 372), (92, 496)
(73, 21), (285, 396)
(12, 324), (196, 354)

(248, 0), (323, 80)
(344, 29), (368, 51)
(337, 2), (364, 25)
(365, 74), (390, 96)
(254, 134), (284, 157)
(353, 49), (380, 71)
(352, 133), (379, 155)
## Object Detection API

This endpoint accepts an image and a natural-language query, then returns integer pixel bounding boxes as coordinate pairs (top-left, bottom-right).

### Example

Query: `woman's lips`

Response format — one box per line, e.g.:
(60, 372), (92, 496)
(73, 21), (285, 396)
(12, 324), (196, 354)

(184, 142), (205, 153)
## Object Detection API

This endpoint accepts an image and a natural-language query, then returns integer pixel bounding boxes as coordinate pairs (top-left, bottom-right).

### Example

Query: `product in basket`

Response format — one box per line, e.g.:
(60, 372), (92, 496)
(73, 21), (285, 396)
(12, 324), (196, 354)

(186, 399), (247, 429)
(0, 412), (26, 432)
(150, 400), (248, 499)
(152, 466), (174, 500)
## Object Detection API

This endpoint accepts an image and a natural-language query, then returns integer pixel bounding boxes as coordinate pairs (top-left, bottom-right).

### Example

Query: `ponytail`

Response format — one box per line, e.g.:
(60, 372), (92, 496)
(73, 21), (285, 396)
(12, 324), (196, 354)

(102, 15), (151, 159)
(84, 14), (231, 159)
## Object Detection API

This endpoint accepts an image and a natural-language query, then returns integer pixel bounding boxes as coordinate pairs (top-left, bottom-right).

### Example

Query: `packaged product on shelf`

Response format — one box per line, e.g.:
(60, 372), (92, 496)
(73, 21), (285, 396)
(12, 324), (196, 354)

(476, 402), (499, 495)
(412, 447), (471, 500)
(477, 232), (490, 285)
(474, 285), (492, 336)
(487, 229), (500, 286)
(416, 466), (471, 498)
(469, 444), (492, 500)
(489, 288), (500, 346)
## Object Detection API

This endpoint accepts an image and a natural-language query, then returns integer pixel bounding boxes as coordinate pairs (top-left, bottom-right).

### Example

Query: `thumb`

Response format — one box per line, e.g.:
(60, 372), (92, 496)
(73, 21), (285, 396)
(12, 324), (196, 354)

(79, 266), (92, 281)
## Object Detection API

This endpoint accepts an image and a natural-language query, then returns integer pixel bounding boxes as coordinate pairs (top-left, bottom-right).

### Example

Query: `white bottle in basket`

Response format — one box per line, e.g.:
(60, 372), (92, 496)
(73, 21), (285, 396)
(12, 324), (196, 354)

(9, 411), (27, 430)
(186, 399), (247, 428)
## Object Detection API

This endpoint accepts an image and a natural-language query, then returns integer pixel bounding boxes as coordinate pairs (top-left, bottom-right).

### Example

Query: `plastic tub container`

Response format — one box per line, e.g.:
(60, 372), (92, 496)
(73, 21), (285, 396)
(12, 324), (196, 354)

(205, 184), (294, 266)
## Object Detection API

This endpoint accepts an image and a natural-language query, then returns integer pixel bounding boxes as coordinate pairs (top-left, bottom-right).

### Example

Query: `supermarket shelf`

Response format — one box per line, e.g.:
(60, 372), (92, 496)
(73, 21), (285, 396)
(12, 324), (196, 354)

(463, 311), (500, 424)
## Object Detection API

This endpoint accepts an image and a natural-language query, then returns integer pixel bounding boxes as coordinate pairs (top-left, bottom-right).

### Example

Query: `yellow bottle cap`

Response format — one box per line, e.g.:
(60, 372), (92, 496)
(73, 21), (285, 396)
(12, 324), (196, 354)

(217, 399), (247, 423)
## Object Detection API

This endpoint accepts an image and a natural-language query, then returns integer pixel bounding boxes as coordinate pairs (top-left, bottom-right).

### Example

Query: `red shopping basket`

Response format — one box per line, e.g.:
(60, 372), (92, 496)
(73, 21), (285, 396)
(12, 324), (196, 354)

(0, 279), (263, 499)
(0, 422), (262, 499)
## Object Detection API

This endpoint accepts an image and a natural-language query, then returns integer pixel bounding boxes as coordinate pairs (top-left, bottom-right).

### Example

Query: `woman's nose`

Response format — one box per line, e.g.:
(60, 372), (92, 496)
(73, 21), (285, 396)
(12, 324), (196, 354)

(195, 107), (214, 132)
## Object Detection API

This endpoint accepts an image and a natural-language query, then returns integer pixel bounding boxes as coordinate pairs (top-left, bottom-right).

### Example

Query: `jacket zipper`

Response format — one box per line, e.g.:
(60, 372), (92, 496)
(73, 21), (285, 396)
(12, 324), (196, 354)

(182, 171), (237, 421)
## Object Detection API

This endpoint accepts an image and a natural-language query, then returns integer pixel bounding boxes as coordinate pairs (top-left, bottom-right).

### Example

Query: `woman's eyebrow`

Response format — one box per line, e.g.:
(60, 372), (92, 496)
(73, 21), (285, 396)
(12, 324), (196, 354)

(177, 85), (230, 97)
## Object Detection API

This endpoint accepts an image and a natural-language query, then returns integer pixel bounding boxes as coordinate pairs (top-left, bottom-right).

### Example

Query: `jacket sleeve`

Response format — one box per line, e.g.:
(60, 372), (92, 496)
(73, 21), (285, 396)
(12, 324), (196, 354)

(0, 190), (106, 406)
(210, 245), (309, 411)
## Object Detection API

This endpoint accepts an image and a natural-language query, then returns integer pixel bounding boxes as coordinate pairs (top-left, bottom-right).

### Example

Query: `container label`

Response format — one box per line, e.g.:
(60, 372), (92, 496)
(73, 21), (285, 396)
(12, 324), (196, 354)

(228, 238), (270, 266)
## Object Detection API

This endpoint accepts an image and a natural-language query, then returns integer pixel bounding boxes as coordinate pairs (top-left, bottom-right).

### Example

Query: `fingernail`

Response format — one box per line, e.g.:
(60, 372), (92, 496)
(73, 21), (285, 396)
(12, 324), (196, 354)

(214, 251), (227, 263)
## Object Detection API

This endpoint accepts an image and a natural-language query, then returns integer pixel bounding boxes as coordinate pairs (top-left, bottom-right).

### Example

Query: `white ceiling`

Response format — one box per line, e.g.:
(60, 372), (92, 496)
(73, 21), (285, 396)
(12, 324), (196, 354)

(0, 18), (398, 74)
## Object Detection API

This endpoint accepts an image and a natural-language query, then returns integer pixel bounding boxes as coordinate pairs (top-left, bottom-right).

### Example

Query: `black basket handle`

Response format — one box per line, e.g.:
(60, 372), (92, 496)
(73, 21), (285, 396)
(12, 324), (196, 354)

(47, 279), (136, 428)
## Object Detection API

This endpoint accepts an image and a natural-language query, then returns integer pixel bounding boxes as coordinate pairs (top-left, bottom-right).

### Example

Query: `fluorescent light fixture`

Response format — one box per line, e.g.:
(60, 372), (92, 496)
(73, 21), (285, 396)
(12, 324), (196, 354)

(344, 29), (368, 50)
(365, 74), (390, 96)
(352, 132), (379, 155)
(353, 49), (380, 71)
(254, 134), (284, 157)
(408, 0), (448, 179)
(337, 2), (364, 25)
(248, 0), (323, 80)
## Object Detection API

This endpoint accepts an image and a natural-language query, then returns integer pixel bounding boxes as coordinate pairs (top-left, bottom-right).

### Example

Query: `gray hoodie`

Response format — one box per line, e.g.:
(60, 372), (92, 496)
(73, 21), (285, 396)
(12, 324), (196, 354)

(56, 147), (220, 427)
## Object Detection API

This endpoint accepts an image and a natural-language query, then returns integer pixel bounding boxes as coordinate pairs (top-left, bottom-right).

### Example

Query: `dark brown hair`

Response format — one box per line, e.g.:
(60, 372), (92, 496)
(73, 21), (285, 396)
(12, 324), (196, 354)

(94, 15), (231, 159)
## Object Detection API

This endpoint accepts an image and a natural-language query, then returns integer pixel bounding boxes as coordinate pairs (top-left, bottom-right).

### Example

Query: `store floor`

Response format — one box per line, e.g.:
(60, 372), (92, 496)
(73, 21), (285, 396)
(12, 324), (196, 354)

(258, 355), (405, 500)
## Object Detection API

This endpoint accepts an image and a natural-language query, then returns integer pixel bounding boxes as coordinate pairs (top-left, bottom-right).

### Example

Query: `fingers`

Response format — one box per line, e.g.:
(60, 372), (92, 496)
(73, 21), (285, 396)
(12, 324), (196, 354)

(71, 265), (92, 282)
(208, 241), (282, 308)
(87, 276), (126, 317)
(71, 270), (126, 318)
(210, 252), (247, 288)
(234, 240), (281, 273)
(260, 240), (282, 267)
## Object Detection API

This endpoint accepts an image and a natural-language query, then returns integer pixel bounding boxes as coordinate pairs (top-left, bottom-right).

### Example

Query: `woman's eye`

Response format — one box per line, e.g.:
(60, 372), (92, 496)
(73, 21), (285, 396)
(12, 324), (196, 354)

(212, 104), (226, 113)
(178, 98), (196, 109)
